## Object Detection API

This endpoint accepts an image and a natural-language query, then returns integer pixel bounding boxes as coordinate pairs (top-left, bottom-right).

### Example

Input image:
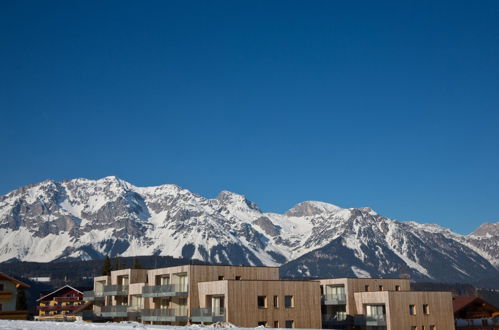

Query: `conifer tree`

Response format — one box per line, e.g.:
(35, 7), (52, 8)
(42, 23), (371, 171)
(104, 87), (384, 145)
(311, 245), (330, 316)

(16, 287), (27, 310)
(132, 256), (143, 269)
(101, 255), (112, 275)
(113, 256), (121, 271)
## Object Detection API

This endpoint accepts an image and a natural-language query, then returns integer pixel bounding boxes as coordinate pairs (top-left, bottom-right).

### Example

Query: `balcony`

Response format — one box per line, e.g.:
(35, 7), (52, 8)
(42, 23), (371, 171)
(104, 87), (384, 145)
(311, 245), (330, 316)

(141, 308), (189, 322)
(142, 284), (188, 298)
(102, 285), (129, 296)
(191, 308), (225, 323)
(322, 293), (347, 305)
(322, 312), (349, 328)
(101, 305), (140, 318)
(0, 291), (13, 302)
(83, 290), (105, 301)
(37, 305), (80, 311)
(365, 314), (387, 326)
(54, 296), (82, 302)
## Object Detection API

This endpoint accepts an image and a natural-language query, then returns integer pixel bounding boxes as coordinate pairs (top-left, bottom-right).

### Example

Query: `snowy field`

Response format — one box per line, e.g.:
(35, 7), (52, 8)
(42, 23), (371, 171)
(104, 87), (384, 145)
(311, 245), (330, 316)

(0, 320), (308, 330)
(0, 320), (228, 330)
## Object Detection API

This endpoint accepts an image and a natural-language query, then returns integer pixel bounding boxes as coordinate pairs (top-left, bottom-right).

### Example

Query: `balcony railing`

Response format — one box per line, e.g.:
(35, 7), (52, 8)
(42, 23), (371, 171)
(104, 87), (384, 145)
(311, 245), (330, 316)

(322, 293), (347, 305)
(141, 308), (189, 322)
(191, 308), (225, 323)
(365, 314), (386, 326)
(0, 291), (13, 301)
(37, 305), (80, 311)
(102, 285), (129, 296)
(141, 284), (188, 297)
(101, 305), (140, 318)
(54, 296), (82, 302)
(83, 290), (105, 301)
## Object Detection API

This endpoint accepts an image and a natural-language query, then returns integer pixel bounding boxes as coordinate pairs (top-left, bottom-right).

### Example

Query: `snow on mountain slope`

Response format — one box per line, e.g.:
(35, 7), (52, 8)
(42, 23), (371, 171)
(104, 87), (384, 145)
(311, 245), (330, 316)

(0, 177), (497, 286)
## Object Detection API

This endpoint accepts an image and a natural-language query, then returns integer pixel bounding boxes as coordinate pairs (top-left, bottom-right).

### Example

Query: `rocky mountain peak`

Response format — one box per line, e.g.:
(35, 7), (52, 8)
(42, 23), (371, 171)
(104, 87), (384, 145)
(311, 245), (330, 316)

(471, 222), (499, 237)
(285, 201), (342, 217)
(216, 190), (260, 212)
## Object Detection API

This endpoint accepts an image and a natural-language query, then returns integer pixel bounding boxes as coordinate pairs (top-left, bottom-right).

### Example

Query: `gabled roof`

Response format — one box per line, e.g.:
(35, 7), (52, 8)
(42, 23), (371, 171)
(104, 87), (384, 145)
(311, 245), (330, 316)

(0, 272), (30, 289)
(36, 285), (83, 302)
(453, 296), (499, 314)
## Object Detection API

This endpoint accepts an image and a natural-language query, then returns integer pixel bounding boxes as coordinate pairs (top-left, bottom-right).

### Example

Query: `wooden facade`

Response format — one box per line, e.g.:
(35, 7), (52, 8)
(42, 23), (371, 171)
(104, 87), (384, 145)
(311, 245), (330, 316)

(85, 266), (456, 329)
(36, 285), (85, 321)
(0, 272), (30, 320)
(354, 291), (455, 330)
(197, 279), (322, 329)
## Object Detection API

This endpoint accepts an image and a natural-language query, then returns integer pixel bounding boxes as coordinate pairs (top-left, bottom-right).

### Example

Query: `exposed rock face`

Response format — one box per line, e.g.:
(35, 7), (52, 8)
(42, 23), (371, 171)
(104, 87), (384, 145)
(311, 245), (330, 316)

(0, 177), (497, 287)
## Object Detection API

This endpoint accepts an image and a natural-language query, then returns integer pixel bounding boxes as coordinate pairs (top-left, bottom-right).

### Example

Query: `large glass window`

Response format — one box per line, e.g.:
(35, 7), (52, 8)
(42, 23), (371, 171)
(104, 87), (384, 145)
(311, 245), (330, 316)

(284, 296), (294, 308)
(285, 320), (294, 328)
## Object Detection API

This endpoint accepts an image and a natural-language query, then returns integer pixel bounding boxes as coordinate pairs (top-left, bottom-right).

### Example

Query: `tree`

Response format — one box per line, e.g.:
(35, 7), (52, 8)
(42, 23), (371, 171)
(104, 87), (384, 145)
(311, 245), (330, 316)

(132, 257), (143, 269)
(16, 287), (27, 310)
(101, 255), (112, 275)
(113, 256), (121, 271)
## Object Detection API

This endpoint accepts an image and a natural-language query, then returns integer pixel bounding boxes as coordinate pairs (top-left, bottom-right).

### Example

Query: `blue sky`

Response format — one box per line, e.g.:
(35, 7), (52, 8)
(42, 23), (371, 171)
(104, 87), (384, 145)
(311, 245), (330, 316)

(1, 1), (498, 234)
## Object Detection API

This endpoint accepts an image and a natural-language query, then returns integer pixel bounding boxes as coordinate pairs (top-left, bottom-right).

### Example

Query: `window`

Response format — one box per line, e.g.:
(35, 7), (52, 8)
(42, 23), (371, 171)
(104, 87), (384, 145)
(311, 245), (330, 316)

(284, 296), (294, 308)
(409, 305), (416, 315)
(422, 326), (426, 330)
(285, 320), (294, 328)
(257, 321), (267, 327)
(0, 284), (4, 291)
(273, 321), (279, 328)
(235, 276), (241, 280)
(379, 285), (383, 291)
(430, 326), (436, 330)
(273, 296), (279, 308)
(365, 285), (369, 291)
(423, 304), (430, 315)
(395, 285), (400, 291)
(258, 296), (267, 308)
(0, 303), (2, 311)
(218, 276), (224, 280)
(411, 327), (417, 330)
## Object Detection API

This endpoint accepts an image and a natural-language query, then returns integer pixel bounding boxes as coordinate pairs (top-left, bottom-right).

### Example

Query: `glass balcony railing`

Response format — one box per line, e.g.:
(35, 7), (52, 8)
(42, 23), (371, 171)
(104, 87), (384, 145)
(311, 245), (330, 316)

(141, 308), (189, 321)
(102, 285), (129, 296)
(141, 284), (188, 297)
(365, 314), (387, 326)
(84, 290), (106, 300)
(191, 308), (225, 323)
(322, 293), (347, 305)
(101, 305), (139, 317)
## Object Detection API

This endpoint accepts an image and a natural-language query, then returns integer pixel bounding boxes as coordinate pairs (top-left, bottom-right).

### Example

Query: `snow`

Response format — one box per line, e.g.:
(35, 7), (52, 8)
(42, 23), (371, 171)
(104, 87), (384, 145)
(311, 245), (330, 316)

(0, 176), (497, 282)
(351, 266), (371, 278)
(0, 320), (315, 330)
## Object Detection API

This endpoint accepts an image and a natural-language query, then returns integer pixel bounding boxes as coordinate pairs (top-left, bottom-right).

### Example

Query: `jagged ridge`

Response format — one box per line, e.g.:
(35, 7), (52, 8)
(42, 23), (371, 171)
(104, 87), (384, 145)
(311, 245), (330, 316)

(0, 177), (497, 287)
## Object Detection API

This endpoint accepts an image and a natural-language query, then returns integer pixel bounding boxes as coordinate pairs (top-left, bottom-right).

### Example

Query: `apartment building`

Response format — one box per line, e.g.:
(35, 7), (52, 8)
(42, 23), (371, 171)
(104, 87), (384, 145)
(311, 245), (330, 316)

(84, 265), (284, 325)
(0, 272), (30, 320)
(84, 266), (455, 329)
(196, 279), (322, 328)
(35, 285), (85, 321)
(320, 278), (455, 330)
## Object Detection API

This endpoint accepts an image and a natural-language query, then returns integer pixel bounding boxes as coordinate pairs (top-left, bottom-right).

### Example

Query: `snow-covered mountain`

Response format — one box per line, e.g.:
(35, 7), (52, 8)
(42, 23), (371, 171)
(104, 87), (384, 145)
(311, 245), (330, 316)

(0, 177), (497, 286)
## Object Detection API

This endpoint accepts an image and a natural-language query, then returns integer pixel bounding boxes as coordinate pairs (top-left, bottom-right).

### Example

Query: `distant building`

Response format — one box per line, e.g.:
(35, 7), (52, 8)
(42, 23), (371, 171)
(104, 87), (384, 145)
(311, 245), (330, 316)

(83, 265), (456, 329)
(453, 296), (499, 329)
(28, 277), (51, 283)
(0, 272), (30, 320)
(35, 285), (84, 321)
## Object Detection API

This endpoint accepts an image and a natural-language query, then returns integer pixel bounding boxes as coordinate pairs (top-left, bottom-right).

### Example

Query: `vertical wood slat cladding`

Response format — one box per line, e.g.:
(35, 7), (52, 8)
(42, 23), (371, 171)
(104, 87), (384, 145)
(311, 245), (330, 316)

(198, 280), (322, 329)
(145, 265), (279, 314)
(319, 278), (410, 315)
(354, 291), (455, 330)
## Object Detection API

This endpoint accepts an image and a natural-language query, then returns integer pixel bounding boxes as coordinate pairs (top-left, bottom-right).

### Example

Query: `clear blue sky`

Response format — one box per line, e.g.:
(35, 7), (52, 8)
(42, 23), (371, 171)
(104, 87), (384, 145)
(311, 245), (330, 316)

(1, 1), (498, 234)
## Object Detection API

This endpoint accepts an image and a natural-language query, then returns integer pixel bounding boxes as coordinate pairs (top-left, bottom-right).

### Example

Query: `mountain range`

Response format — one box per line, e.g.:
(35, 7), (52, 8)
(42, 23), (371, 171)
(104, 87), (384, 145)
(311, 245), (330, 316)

(0, 177), (497, 287)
